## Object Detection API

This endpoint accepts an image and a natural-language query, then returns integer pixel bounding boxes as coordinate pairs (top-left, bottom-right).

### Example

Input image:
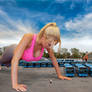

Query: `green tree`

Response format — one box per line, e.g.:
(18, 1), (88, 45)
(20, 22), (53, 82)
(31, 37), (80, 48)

(61, 48), (70, 58)
(70, 48), (80, 58)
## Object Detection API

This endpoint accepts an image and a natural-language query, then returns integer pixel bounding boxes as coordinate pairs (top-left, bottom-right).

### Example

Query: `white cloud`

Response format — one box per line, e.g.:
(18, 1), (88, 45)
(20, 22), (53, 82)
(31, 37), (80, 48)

(0, 39), (18, 47)
(0, 7), (92, 53)
(52, 36), (92, 53)
(42, 12), (92, 53)
(63, 13), (92, 52)
(61, 36), (92, 52)
(0, 9), (37, 47)
(65, 13), (92, 35)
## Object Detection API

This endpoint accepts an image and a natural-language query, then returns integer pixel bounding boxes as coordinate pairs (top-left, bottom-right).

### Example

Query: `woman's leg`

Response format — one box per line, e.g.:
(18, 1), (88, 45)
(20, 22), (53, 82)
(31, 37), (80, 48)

(0, 66), (1, 70)
(0, 44), (17, 67)
(0, 56), (2, 69)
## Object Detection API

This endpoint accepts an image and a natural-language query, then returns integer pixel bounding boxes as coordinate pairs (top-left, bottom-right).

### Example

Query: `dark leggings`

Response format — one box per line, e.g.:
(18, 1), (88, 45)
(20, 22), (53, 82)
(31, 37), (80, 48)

(0, 44), (17, 66)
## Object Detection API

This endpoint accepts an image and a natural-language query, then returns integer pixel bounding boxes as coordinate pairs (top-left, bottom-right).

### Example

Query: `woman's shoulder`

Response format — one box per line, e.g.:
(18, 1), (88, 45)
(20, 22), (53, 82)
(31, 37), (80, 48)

(14, 33), (35, 53)
(24, 33), (34, 38)
(23, 33), (36, 40)
(22, 33), (36, 47)
(16, 33), (34, 47)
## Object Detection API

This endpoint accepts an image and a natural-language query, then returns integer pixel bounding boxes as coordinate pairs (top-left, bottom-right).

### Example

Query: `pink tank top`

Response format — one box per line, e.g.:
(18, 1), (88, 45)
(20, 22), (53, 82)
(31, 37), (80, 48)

(21, 34), (44, 62)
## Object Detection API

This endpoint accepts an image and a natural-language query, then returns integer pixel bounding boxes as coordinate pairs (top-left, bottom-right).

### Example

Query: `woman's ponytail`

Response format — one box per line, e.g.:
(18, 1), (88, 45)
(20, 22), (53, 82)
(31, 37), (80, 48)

(38, 23), (57, 40)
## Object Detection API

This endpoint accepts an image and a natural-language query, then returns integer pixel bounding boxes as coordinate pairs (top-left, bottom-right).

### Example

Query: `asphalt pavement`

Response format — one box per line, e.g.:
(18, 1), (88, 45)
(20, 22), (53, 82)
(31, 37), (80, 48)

(0, 66), (92, 92)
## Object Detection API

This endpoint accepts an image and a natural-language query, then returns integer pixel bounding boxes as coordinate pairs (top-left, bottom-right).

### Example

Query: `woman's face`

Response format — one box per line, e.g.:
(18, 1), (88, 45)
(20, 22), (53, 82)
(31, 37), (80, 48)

(42, 35), (58, 49)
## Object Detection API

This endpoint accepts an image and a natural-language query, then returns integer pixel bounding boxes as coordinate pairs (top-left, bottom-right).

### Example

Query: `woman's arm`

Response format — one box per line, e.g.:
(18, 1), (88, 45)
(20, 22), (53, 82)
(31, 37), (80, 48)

(46, 48), (71, 80)
(11, 33), (33, 91)
(46, 48), (61, 76)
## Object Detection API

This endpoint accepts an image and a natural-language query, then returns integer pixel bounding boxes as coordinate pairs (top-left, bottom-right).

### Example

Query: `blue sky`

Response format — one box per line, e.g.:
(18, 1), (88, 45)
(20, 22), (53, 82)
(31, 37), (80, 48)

(0, 0), (92, 52)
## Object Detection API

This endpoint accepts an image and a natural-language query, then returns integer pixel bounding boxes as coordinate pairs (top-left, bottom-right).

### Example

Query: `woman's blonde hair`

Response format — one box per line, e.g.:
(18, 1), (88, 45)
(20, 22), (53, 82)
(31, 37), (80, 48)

(37, 23), (61, 55)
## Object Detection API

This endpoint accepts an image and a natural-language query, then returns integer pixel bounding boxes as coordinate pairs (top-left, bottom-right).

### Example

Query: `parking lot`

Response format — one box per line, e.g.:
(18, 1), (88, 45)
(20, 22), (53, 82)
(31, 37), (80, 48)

(0, 66), (92, 92)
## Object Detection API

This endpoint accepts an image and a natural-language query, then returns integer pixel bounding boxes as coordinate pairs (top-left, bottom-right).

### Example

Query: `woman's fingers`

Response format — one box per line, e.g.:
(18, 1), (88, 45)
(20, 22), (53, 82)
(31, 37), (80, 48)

(16, 89), (20, 91)
(64, 77), (72, 80)
(15, 85), (27, 92)
(18, 88), (26, 92)
(21, 84), (27, 89)
(58, 75), (72, 80)
(20, 86), (27, 92)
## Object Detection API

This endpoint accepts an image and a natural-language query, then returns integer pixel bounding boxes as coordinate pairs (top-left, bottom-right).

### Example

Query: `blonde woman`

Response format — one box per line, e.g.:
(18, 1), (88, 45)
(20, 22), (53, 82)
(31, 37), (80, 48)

(7, 23), (71, 91)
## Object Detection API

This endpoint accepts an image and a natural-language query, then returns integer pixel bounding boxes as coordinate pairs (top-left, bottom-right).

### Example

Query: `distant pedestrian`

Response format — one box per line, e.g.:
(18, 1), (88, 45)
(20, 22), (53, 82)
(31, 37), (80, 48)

(83, 52), (88, 62)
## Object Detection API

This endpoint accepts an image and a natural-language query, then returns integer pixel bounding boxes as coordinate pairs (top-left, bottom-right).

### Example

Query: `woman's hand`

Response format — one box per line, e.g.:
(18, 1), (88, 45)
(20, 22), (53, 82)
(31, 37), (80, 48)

(58, 75), (72, 80)
(13, 84), (27, 92)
